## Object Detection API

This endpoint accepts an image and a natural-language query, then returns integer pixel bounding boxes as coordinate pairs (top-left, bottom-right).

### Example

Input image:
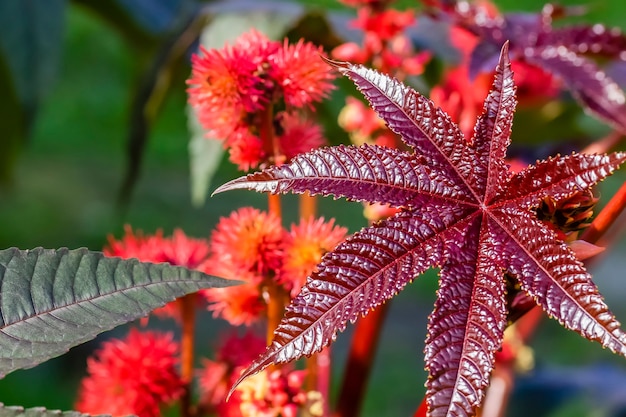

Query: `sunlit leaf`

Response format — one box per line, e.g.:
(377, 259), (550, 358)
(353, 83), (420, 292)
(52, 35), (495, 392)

(215, 43), (626, 416)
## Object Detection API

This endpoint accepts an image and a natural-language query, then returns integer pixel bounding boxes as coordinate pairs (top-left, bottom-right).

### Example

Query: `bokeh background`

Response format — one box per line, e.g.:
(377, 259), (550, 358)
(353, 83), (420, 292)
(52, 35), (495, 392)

(1, 0), (626, 416)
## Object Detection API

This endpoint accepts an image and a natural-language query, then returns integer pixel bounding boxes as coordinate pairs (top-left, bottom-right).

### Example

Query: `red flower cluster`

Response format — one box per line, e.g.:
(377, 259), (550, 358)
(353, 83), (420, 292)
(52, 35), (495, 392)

(104, 226), (211, 320)
(198, 331), (267, 416)
(205, 207), (347, 325)
(75, 329), (184, 417)
(430, 3), (558, 138)
(198, 332), (322, 417)
(187, 30), (335, 171)
(333, 0), (430, 78)
(237, 369), (323, 417)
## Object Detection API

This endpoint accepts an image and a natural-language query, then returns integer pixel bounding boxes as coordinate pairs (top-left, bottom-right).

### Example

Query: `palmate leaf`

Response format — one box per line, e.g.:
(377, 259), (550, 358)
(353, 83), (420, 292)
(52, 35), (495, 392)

(215, 44), (626, 416)
(0, 247), (236, 378)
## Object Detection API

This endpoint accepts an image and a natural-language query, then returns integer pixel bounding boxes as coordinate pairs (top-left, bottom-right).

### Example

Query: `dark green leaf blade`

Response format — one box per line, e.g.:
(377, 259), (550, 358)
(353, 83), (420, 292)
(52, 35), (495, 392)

(0, 247), (236, 378)
(0, 403), (102, 417)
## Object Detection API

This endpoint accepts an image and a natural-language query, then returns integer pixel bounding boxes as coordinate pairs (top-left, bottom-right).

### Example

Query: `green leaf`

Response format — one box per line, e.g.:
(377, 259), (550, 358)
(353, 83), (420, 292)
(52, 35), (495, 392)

(0, 403), (103, 417)
(188, 105), (225, 207)
(0, 0), (66, 120)
(0, 247), (236, 378)
(0, 0), (65, 183)
(118, 10), (206, 208)
(0, 55), (24, 185)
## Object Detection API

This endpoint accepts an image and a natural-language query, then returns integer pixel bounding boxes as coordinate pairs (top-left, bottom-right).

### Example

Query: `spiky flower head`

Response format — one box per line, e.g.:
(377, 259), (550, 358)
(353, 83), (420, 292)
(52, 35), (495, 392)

(204, 207), (285, 325)
(281, 217), (347, 297)
(187, 29), (335, 171)
(75, 329), (184, 417)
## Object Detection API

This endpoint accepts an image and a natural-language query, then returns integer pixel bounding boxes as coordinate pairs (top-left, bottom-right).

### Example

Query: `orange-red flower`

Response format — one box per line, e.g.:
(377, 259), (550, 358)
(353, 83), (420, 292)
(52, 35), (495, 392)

(75, 329), (184, 417)
(281, 217), (347, 297)
(271, 39), (336, 108)
(187, 29), (336, 172)
(225, 127), (268, 171)
(104, 225), (165, 263)
(210, 207), (284, 278)
(187, 30), (279, 137)
(205, 207), (285, 325)
(204, 277), (266, 326)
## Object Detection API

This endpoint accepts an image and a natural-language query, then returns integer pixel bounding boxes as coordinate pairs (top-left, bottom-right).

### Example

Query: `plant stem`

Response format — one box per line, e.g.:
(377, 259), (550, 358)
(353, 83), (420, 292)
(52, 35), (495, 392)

(179, 293), (197, 417)
(258, 103), (287, 347)
(299, 192), (329, 411)
(300, 192), (317, 220)
(335, 302), (390, 417)
(264, 281), (288, 344)
(581, 180), (626, 244)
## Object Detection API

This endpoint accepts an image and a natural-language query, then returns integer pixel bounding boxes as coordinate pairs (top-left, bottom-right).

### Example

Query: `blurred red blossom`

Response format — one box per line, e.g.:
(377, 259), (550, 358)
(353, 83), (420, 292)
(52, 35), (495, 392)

(338, 96), (398, 148)
(272, 39), (338, 108)
(75, 329), (184, 417)
(332, 1), (430, 77)
(277, 112), (326, 161)
(237, 369), (323, 417)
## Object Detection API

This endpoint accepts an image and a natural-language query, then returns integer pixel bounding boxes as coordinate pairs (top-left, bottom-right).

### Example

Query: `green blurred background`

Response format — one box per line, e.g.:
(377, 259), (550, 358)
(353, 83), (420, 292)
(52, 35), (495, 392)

(0, 0), (626, 416)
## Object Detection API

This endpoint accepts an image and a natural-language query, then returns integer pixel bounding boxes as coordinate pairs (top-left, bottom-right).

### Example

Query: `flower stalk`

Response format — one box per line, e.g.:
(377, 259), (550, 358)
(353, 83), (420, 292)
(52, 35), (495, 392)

(179, 293), (197, 417)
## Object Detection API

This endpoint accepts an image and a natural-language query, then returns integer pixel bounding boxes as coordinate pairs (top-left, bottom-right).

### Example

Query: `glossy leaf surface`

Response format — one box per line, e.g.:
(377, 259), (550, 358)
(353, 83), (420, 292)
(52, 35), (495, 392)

(215, 44), (626, 416)
(0, 247), (236, 378)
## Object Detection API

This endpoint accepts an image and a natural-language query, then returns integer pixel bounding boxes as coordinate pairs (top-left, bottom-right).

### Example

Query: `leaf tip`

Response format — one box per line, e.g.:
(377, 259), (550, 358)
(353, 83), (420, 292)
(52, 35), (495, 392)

(226, 361), (267, 401)
(211, 177), (247, 196)
(320, 55), (351, 74)
(498, 40), (511, 67)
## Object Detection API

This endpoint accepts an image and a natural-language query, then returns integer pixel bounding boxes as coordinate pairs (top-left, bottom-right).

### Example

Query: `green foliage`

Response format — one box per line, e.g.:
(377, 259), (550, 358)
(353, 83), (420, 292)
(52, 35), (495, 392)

(0, 247), (235, 378)
(0, 403), (103, 417)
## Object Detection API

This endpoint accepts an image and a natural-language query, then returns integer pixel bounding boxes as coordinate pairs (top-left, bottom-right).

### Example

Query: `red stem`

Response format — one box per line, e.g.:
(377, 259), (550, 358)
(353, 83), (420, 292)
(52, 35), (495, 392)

(259, 104), (287, 347)
(179, 293), (197, 417)
(334, 302), (390, 417)
(300, 192), (317, 220)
